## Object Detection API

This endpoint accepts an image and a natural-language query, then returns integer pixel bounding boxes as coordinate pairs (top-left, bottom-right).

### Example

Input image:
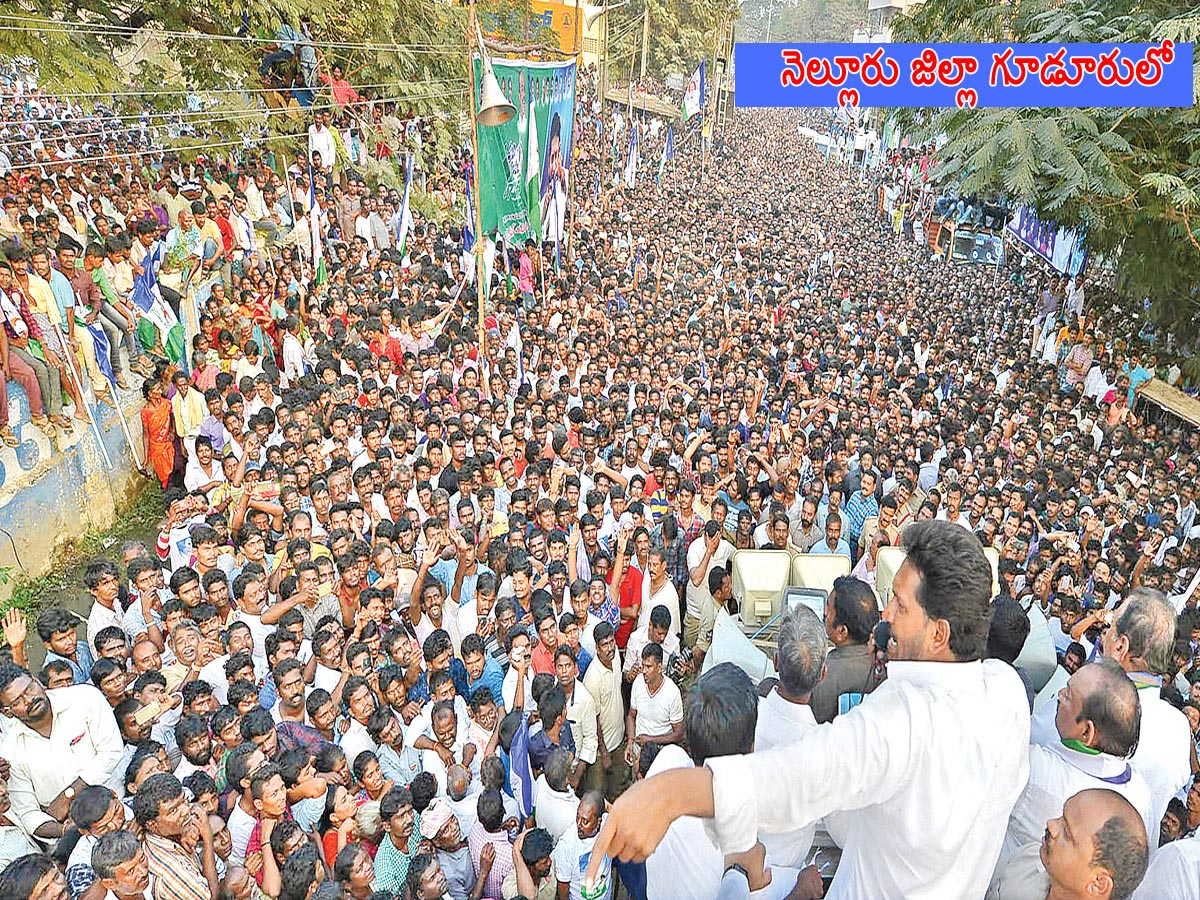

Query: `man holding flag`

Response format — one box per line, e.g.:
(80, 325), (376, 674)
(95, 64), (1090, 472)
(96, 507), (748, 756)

(131, 220), (188, 374)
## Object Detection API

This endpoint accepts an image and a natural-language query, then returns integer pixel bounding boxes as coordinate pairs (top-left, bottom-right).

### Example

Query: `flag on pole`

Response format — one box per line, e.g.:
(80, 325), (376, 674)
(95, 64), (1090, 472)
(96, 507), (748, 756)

(83, 321), (116, 389)
(657, 124), (674, 186)
(307, 161), (326, 285)
(524, 106), (542, 244)
(462, 171), (475, 256)
(623, 124), (639, 189)
(683, 61), (705, 121)
(131, 244), (187, 370)
(396, 153), (415, 260)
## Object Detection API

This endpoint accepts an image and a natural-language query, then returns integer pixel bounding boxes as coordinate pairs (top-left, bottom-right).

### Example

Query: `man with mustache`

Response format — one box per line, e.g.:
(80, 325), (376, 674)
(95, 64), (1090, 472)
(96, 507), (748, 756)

(0, 661), (123, 840)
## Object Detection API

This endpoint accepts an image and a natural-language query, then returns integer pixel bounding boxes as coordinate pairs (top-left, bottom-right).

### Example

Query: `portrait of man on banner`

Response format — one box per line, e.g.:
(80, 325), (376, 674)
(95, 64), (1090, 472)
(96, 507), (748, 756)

(540, 110), (570, 244)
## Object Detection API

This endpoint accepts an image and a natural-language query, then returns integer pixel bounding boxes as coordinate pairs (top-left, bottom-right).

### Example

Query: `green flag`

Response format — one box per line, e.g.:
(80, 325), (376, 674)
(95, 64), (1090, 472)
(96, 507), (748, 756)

(525, 106), (542, 244)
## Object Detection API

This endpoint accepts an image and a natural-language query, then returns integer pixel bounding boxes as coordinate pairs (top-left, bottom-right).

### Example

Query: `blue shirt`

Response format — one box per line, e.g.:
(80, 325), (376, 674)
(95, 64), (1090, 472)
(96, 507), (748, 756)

(45, 641), (94, 684)
(407, 657), (469, 704)
(467, 654), (506, 706)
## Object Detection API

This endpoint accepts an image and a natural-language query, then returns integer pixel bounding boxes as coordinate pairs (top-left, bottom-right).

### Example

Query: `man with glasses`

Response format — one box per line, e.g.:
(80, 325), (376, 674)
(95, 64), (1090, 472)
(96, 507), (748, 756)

(0, 661), (123, 841)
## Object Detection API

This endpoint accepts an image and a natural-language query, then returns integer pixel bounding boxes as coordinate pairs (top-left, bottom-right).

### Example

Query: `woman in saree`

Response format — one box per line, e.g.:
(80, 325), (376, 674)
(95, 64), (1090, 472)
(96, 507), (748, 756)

(139, 376), (177, 488)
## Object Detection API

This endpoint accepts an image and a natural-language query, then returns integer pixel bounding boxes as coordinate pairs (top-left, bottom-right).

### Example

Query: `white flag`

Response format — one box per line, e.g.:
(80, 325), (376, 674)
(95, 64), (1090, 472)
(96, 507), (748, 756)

(683, 61), (705, 121)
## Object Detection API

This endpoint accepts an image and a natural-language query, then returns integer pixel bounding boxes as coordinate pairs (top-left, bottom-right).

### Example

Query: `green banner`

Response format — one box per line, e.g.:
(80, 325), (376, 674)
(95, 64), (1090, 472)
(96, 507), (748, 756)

(474, 57), (576, 246)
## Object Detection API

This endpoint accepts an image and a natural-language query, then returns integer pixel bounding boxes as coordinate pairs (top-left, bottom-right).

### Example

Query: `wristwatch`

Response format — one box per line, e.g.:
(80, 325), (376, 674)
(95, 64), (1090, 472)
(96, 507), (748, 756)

(64, 786), (75, 800)
(724, 863), (749, 883)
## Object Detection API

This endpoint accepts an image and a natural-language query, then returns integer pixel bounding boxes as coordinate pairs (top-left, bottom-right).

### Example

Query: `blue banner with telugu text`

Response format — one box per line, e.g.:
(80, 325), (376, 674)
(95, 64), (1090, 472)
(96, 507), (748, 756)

(734, 41), (1193, 109)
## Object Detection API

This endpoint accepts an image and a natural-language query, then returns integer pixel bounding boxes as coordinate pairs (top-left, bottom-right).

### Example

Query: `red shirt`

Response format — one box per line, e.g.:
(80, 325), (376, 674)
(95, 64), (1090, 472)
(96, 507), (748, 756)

(615, 564), (643, 649)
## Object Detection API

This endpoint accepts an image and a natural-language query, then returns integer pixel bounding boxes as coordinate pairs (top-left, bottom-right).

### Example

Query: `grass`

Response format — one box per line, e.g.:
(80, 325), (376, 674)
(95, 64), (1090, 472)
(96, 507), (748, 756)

(0, 483), (164, 615)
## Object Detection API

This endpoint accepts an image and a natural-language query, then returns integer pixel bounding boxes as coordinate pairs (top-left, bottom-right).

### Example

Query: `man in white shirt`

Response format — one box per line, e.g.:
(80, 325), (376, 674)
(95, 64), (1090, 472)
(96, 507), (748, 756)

(1030, 587), (1190, 850)
(755, 604), (828, 869)
(625, 643), (683, 767)
(623, 606), (680, 680)
(308, 112), (336, 173)
(999, 660), (1152, 867)
(0, 665), (124, 841)
(644, 664), (802, 900)
(589, 521), (1031, 900)
(640, 549), (680, 638)
(553, 793), (612, 900)
(85, 560), (125, 655)
(987, 788), (1150, 900)
(534, 748), (579, 841)
(582, 622), (627, 800)
(684, 523), (734, 647)
(1132, 831), (1200, 900)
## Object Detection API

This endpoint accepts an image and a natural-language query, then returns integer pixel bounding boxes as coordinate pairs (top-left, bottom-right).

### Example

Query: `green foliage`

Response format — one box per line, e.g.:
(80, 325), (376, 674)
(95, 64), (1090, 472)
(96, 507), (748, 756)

(891, 0), (1200, 344)
(736, 0), (867, 43)
(606, 0), (740, 79)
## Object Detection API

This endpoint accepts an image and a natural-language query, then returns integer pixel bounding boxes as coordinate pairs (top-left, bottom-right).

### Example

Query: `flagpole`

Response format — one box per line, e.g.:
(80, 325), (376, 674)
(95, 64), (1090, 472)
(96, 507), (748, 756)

(52, 319), (114, 471)
(467, 0), (489, 384)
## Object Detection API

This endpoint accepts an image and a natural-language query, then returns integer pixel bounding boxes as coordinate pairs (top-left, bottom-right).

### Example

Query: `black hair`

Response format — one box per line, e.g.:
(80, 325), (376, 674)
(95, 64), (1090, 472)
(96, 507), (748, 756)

(685, 663), (758, 765)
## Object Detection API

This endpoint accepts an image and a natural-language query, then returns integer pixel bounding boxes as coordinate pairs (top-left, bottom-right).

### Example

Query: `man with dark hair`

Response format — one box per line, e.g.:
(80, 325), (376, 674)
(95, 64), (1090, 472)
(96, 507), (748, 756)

(84, 559), (124, 656)
(505, 827), (556, 899)
(809, 575), (881, 723)
(989, 789), (1149, 900)
(589, 521), (1031, 900)
(0, 662), (123, 840)
(135, 773), (219, 900)
(645, 663), (802, 900)
(373, 785), (418, 893)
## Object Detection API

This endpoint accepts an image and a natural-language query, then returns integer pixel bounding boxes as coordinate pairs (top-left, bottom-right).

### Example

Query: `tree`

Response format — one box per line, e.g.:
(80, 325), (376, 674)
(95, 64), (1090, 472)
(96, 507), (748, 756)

(736, 0), (866, 44)
(891, 0), (1200, 349)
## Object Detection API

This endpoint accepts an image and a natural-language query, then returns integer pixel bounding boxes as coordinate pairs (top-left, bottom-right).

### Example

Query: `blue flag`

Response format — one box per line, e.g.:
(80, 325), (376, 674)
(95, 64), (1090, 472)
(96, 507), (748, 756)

(657, 124), (674, 186)
(84, 321), (116, 388)
(462, 171), (475, 255)
(509, 714), (535, 819)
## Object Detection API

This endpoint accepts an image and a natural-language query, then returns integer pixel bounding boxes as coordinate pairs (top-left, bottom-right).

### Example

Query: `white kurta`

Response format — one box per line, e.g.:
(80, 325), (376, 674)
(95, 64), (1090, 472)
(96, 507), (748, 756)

(705, 660), (1031, 900)
(1000, 742), (1153, 864)
(1131, 833), (1200, 900)
(753, 690), (819, 868)
(1030, 683), (1190, 849)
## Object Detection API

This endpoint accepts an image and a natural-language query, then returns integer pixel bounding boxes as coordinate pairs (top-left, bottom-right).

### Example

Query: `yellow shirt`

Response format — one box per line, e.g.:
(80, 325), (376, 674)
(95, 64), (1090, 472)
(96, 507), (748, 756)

(24, 274), (62, 327)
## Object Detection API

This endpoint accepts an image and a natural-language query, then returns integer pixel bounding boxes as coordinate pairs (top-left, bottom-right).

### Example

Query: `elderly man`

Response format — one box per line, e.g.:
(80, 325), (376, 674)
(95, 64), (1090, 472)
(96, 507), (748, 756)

(589, 521), (1031, 900)
(0, 662), (123, 841)
(1031, 587), (1190, 849)
(755, 604), (828, 869)
(999, 661), (1152, 867)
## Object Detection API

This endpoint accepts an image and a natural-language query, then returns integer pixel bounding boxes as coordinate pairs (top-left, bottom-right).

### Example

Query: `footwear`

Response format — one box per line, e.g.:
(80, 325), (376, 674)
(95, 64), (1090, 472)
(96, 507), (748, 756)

(31, 415), (53, 434)
(97, 392), (117, 409)
(116, 375), (131, 391)
(52, 414), (73, 429)
(0, 426), (17, 447)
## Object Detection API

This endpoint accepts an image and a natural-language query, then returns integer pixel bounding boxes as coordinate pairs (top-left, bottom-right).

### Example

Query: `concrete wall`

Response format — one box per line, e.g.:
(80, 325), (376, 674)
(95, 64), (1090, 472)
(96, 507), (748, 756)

(0, 382), (148, 586)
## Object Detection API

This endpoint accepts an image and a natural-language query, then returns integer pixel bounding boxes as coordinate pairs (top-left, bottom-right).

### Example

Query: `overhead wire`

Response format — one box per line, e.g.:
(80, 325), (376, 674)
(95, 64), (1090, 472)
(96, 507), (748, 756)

(2, 87), (469, 173)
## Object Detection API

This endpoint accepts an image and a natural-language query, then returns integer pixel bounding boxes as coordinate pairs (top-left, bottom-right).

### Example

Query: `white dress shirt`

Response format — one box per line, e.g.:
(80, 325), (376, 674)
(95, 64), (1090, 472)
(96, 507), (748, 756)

(563, 679), (598, 766)
(1131, 833), (1200, 900)
(1000, 741), (1153, 864)
(1, 684), (125, 836)
(753, 690), (819, 868)
(705, 660), (1031, 900)
(1030, 682), (1190, 849)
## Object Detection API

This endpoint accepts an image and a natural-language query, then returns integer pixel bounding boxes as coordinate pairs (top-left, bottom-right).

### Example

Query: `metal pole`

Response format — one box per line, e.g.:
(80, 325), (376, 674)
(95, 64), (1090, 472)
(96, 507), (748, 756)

(51, 318), (114, 471)
(639, 5), (650, 82)
(468, 0), (489, 390)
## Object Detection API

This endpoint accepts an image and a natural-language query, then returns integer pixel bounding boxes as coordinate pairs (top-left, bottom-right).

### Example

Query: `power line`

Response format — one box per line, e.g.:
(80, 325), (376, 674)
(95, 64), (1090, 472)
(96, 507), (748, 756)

(3, 90), (469, 173)
(0, 16), (465, 54)
(12, 78), (465, 101)
(0, 90), (466, 152)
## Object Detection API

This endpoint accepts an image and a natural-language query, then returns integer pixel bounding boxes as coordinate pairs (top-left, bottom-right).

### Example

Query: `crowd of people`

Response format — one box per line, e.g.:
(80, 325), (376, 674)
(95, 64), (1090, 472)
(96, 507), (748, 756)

(0, 48), (1198, 900)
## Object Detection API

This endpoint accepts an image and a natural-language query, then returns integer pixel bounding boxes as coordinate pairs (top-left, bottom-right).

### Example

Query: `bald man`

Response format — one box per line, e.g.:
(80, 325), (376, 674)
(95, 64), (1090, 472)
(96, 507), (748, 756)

(1000, 661), (1153, 865)
(987, 788), (1149, 900)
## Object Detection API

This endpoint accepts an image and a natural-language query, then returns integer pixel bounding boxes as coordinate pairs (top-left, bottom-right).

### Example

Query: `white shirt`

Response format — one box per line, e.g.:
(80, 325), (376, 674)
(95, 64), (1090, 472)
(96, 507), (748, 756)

(533, 774), (579, 841)
(552, 815), (613, 900)
(630, 674), (683, 740)
(753, 690), (819, 868)
(582, 654), (624, 751)
(645, 745), (799, 900)
(1030, 681), (1190, 850)
(307, 125), (336, 171)
(999, 741), (1153, 864)
(1132, 833), (1200, 900)
(226, 801), (257, 868)
(86, 600), (124, 654)
(623, 628), (680, 676)
(639, 578), (681, 638)
(706, 660), (1031, 900)
(564, 680), (598, 766)
(338, 717), (378, 771)
(684, 537), (734, 620)
(1, 684), (125, 836)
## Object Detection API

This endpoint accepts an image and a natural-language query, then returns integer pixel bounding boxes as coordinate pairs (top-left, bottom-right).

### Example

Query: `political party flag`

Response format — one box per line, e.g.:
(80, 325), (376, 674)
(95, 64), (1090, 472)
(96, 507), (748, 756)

(683, 61), (705, 121)
(509, 715), (535, 819)
(131, 244), (186, 370)
(657, 124), (674, 186)
(307, 160), (326, 285)
(396, 153), (415, 260)
(462, 171), (475, 256)
(623, 124), (639, 189)
(83, 321), (115, 388)
(525, 104), (542, 244)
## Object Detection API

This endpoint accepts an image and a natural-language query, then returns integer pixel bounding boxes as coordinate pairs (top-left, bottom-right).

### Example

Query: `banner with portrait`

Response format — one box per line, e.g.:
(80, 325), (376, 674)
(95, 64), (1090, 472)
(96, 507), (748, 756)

(474, 57), (577, 247)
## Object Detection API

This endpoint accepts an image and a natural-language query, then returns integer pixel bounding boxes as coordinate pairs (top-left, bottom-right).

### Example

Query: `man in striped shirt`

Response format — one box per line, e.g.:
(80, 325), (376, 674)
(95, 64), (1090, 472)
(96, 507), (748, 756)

(135, 773), (219, 900)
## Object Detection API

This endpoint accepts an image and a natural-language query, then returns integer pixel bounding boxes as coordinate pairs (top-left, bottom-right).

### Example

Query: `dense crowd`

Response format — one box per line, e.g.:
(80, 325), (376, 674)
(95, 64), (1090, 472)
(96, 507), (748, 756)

(0, 52), (1198, 900)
